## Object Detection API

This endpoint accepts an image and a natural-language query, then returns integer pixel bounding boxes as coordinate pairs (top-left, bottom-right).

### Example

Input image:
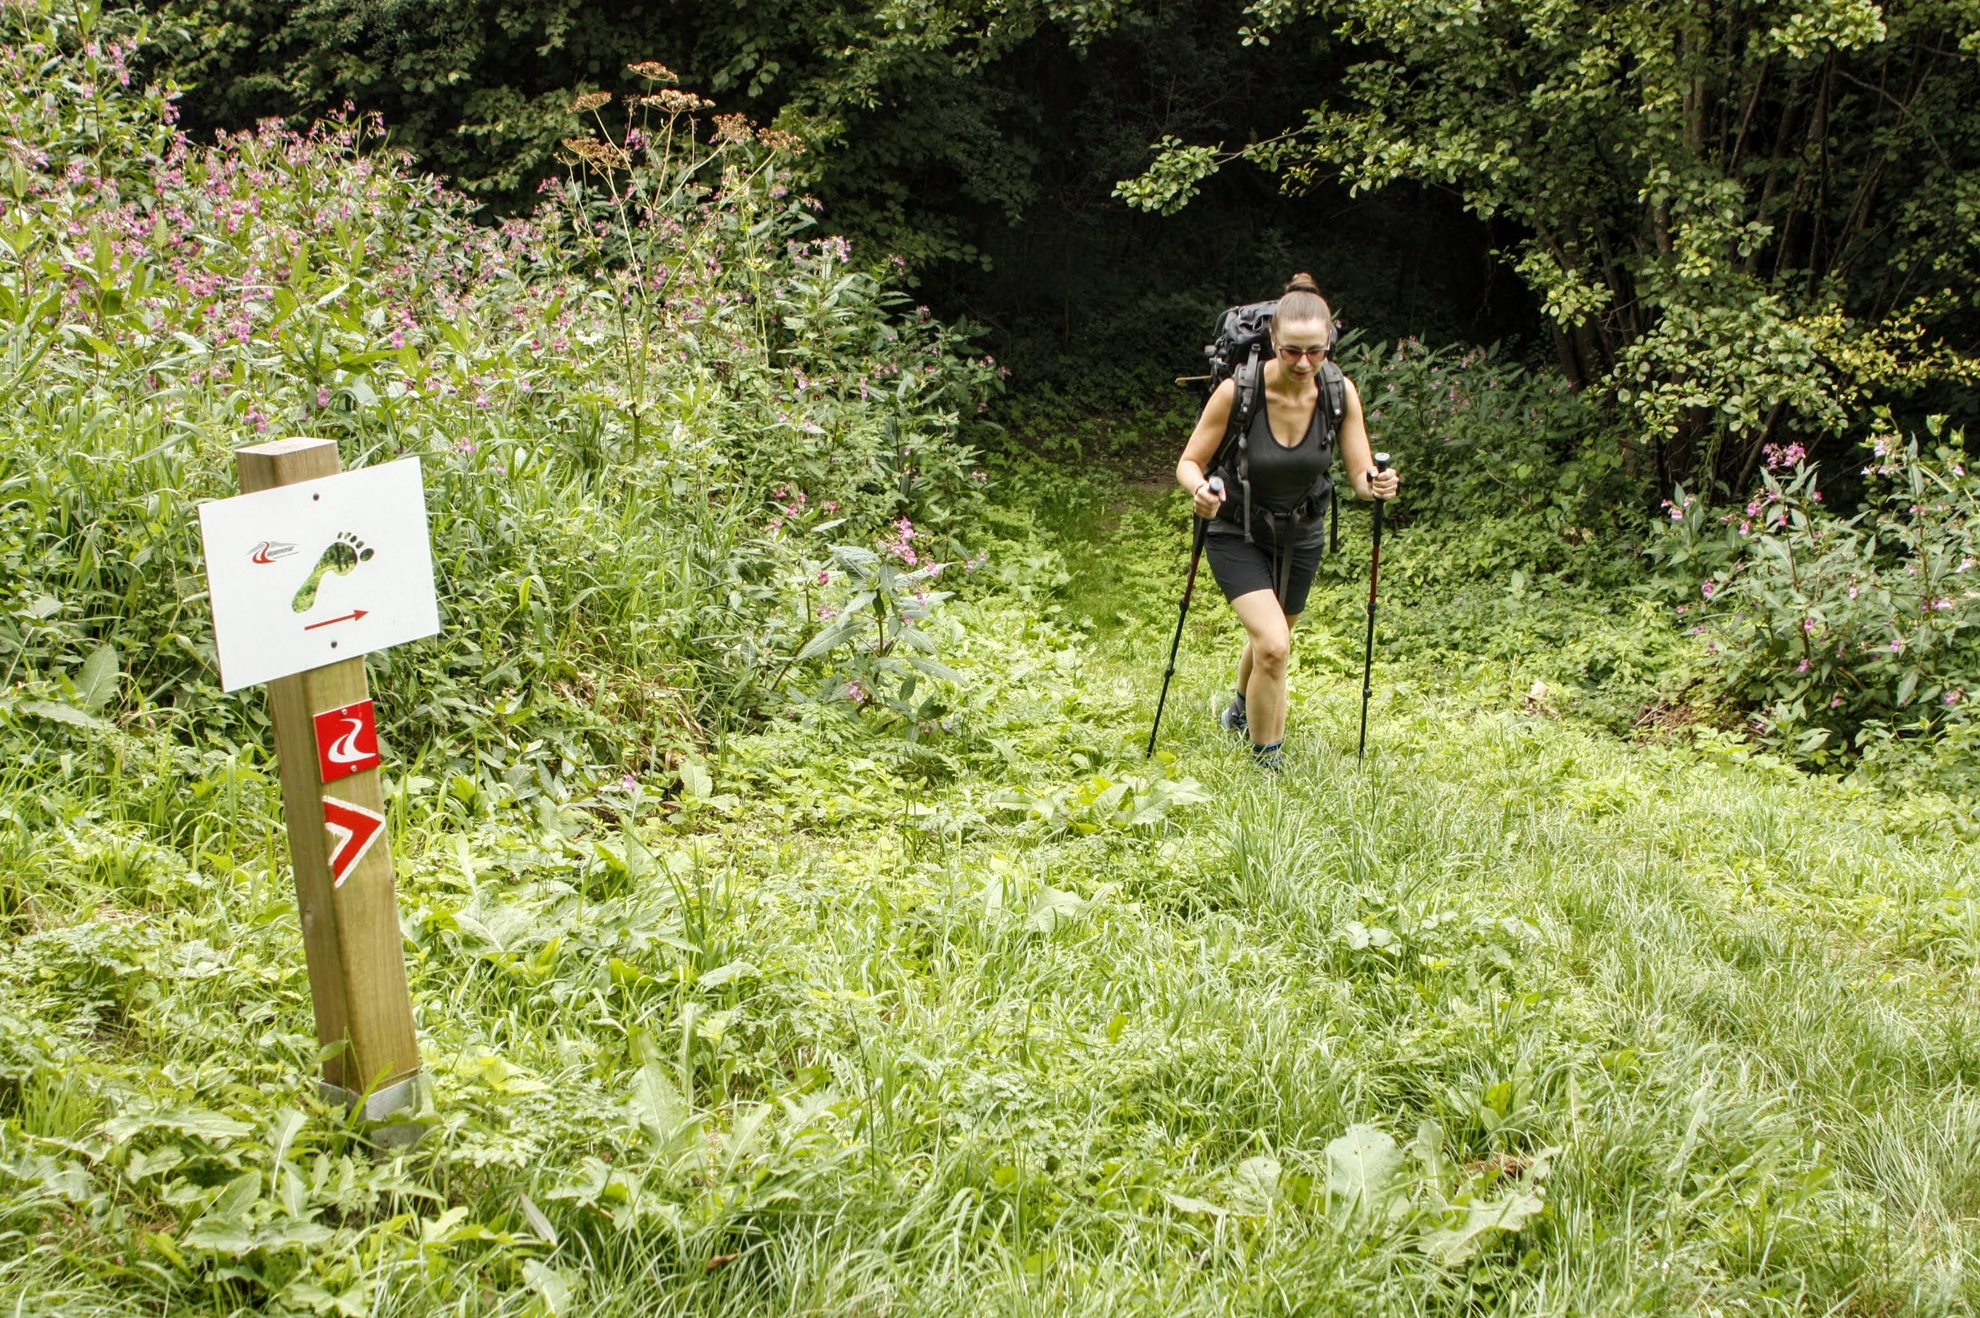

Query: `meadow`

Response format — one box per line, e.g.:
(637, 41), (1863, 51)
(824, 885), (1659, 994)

(4, 3), (1980, 1313)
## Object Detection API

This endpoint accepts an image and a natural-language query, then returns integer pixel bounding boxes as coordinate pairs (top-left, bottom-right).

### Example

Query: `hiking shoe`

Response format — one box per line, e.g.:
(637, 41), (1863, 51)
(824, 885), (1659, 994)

(1219, 693), (1248, 737)
(1250, 740), (1283, 772)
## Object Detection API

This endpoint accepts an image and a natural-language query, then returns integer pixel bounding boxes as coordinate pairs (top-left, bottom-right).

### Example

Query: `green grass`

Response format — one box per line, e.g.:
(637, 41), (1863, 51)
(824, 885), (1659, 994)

(6, 469), (1979, 1315)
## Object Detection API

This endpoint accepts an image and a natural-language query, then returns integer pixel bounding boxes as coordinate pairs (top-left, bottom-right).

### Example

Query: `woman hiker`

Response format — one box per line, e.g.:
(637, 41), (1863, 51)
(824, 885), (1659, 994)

(1174, 274), (1401, 770)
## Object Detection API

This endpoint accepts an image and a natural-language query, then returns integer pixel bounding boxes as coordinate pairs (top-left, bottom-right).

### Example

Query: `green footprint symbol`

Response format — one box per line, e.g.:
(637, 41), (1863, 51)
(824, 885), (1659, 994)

(292, 532), (375, 613)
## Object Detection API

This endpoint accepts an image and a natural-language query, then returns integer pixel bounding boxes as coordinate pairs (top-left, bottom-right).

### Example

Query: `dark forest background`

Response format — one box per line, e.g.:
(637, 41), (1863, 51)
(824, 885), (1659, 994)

(135, 0), (1980, 493)
(139, 0), (1527, 412)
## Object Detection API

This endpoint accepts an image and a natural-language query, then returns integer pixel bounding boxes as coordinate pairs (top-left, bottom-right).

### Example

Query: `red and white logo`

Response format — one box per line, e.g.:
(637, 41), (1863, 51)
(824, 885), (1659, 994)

(322, 797), (387, 889)
(249, 540), (298, 565)
(312, 699), (381, 784)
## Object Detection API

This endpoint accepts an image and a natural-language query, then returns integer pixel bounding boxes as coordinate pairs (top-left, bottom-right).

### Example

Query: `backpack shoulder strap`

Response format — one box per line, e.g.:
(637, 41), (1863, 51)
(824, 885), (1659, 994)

(1211, 348), (1267, 542)
(1318, 361), (1347, 436)
(1210, 347), (1265, 474)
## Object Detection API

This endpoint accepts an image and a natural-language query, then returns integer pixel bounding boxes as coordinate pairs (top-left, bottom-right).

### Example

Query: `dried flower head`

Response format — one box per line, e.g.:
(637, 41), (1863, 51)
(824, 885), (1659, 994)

(561, 136), (632, 170)
(568, 91), (612, 114)
(638, 90), (712, 114)
(712, 113), (754, 145)
(757, 128), (806, 155)
(626, 60), (679, 84)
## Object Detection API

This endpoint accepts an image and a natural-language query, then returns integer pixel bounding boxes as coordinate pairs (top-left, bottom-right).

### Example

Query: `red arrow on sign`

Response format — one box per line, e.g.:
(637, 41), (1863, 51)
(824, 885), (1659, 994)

(304, 609), (370, 631)
(323, 796), (387, 888)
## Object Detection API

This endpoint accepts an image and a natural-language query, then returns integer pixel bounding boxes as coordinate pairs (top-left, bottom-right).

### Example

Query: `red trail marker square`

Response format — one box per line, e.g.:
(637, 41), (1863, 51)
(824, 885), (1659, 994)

(313, 699), (381, 783)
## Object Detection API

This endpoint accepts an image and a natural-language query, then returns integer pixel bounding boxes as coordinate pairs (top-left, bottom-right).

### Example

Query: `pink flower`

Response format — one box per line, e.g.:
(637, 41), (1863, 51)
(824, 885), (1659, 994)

(1798, 659), (1812, 672)
(846, 681), (868, 705)
(817, 570), (830, 585)
(1701, 580), (1716, 600)
(316, 386), (330, 408)
(1947, 690), (1965, 706)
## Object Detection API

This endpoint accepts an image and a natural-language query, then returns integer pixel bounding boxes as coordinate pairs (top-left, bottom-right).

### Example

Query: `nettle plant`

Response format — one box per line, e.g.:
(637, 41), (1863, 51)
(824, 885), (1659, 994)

(1657, 419), (1979, 764)
(773, 487), (990, 736)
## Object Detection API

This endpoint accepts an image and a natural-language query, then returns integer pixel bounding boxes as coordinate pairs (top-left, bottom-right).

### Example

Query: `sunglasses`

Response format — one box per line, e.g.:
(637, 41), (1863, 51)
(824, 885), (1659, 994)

(1276, 344), (1328, 361)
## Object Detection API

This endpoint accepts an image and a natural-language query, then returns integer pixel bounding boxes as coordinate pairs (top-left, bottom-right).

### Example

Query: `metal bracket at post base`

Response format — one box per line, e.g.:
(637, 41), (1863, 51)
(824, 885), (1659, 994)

(319, 1072), (431, 1149)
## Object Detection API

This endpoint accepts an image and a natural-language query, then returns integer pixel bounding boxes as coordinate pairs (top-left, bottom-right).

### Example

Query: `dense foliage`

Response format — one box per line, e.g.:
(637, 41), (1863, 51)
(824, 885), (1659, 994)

(1655, 420), (1979, 786)
(1, 2), (1001, 790)
(139, 0), (1516, 407)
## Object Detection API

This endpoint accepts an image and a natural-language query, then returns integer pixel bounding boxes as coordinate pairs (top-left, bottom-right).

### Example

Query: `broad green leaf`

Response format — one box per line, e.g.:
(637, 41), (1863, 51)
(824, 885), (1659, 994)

(1231, 1156), (1282, 1211)
(1325, 1124), (1402, 1215)
(19, 700), (108, 730)
(632, 1062), (688, 1149)
(797, 613), (866, 660)
(1159, 1189), (1228, 1216)
(1026, 886), (1090, 934)
(1418, 1189), (1547, 1265)
(518, 1193), (559, 1247)
(523, 1260), (574, 1315)
(697, 959), (759, 988)
(103, 1107), (254, 1144)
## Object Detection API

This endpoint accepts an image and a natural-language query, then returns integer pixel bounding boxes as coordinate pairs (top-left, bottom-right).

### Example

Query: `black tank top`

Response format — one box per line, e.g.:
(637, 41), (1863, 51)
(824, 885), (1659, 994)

(1243, 395), (1332, 514)
(1211, 390), (1333, 545)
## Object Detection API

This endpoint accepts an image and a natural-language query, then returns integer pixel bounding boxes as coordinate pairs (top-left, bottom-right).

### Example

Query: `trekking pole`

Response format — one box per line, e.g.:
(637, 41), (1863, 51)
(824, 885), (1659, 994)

(1357, 453), (1392, 762)
(1147, 476), (1223, 759)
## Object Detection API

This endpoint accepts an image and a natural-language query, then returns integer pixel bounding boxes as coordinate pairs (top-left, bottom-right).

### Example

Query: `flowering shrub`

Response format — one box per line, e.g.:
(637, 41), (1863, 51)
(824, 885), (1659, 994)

(1655, 419), (1979, 768)
(0, 3), (999, 778)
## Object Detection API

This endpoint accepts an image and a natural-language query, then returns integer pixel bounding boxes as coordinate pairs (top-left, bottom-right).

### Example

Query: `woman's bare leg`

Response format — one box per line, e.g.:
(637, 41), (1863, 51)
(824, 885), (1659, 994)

(1228, 592), (1304, 746)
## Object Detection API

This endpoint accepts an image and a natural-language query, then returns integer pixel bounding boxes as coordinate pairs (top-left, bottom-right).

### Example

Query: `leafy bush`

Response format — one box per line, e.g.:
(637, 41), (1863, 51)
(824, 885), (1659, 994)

(1654, 420), (1979, 777)
(0, 2), (998, 791)
(1338, 335), (1627, 581)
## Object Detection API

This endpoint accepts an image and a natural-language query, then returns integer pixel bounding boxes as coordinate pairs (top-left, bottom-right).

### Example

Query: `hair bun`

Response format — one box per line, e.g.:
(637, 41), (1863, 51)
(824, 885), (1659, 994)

(1283, 272), (1322, 296)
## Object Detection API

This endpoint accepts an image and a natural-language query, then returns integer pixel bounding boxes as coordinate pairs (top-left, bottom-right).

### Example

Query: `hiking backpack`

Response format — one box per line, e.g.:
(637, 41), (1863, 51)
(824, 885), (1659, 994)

(1200, 298), (1348, 553)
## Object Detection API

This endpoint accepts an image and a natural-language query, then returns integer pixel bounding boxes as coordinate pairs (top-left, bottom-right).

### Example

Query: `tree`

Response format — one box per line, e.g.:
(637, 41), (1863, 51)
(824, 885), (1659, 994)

(1120, 0), (1980, 491)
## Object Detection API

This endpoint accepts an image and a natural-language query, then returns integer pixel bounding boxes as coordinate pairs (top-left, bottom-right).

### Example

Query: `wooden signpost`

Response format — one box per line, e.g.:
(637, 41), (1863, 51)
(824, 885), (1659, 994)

(198, 438), (440, 1136)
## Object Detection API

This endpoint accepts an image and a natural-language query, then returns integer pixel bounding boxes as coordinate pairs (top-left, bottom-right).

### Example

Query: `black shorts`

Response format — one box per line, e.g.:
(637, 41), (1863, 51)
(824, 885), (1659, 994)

(1204, 528), (1326, 614)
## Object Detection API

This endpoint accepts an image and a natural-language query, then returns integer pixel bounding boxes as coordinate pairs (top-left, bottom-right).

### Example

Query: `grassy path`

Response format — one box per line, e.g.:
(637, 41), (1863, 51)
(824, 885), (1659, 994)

(5, 479), (1979, 1315)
